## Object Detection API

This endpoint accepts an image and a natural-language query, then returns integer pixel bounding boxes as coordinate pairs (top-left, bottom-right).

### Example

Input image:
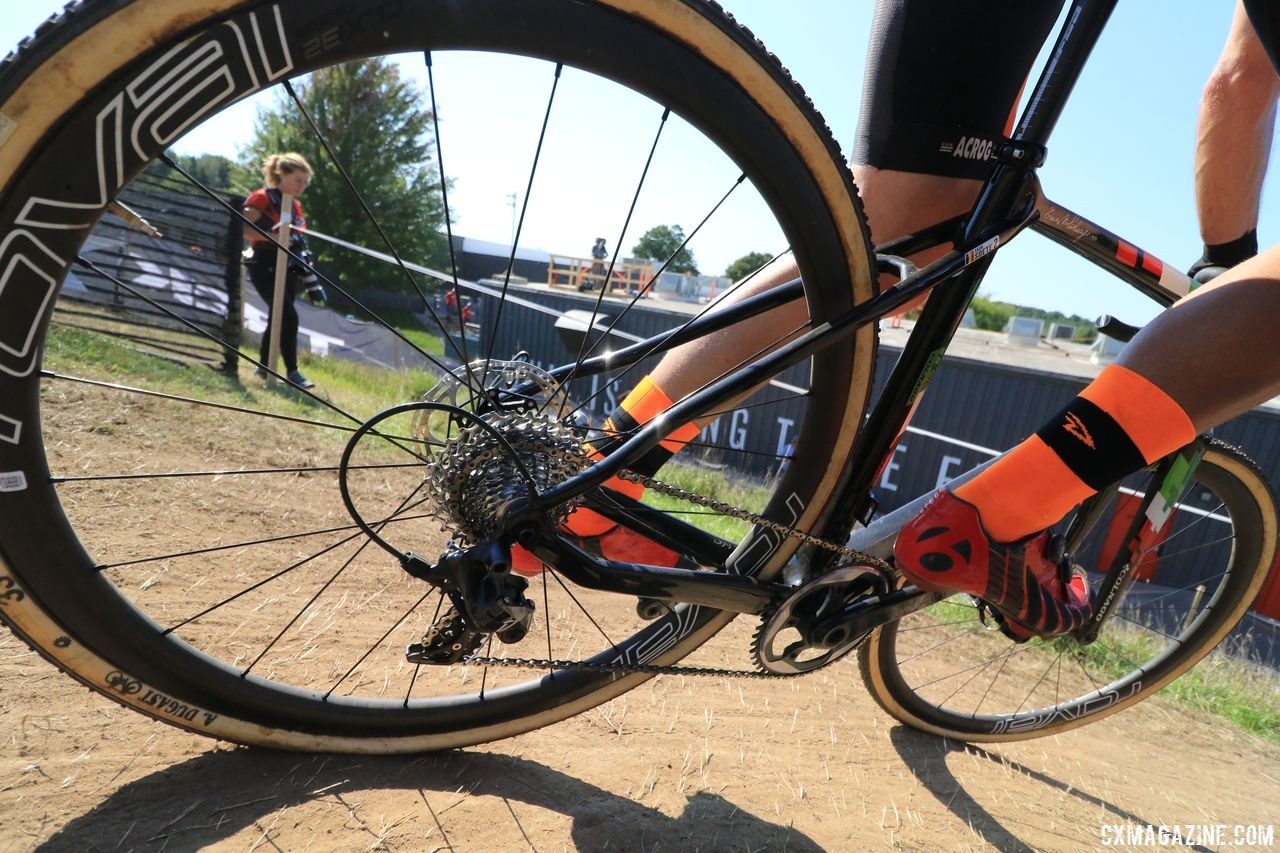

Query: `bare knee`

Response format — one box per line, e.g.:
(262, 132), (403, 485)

(850, 164), (983, 246)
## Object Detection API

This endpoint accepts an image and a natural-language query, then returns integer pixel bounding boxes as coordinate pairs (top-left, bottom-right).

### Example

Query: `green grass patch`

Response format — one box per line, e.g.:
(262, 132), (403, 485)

(43, 321), (439, 425)
(638, 459), (772, 542)
(1056, 625), (1280, 745)
(918, 597), (1279, 745)
(350, 306), (447, 359)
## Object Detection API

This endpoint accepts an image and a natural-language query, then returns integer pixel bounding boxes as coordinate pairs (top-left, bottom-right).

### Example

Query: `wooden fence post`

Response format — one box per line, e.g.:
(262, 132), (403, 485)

(222, 194), (245, 376)
(266, 192), (294, 381)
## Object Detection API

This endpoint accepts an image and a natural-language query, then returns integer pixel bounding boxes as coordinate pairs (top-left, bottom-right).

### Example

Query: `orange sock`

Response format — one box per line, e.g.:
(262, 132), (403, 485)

(569, 376), (699, 537)
(954, 364), (1196, 542)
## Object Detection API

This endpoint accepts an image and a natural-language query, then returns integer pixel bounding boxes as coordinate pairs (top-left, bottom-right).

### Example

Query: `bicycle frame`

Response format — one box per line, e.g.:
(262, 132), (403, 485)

(502, 0), (1199, 613)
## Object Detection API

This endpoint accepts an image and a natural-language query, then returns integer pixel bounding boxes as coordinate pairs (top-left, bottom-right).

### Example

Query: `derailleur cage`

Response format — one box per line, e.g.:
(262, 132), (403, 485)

(402, 539), (537, 664)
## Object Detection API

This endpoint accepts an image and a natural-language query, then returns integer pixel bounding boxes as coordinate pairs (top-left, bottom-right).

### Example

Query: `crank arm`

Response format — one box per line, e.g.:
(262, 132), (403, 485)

(810, 586), (945, 639)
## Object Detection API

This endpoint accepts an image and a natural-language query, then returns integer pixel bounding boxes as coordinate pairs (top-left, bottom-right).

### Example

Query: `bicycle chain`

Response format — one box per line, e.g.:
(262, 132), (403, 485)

(457, 471), (893, 678)
(615, 469), (892, 571)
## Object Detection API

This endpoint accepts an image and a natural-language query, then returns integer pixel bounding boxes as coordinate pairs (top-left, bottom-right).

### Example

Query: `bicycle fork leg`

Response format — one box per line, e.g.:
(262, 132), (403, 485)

(1075, 439), (1209, 644)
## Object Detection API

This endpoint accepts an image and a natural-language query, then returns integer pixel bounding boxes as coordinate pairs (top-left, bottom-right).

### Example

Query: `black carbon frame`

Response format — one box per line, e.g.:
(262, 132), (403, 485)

(501, 0), (1204, 612)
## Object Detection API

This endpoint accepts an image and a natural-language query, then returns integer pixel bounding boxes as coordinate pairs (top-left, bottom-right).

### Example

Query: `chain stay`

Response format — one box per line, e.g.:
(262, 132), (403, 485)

(413, 382), (893, 677)
(450, 471), (892, 678)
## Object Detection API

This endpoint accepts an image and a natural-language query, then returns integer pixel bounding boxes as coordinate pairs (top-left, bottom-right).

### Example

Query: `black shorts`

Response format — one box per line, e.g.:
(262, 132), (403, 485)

(852, 0), (1066, 180)
(1244, 0), (1280, 76)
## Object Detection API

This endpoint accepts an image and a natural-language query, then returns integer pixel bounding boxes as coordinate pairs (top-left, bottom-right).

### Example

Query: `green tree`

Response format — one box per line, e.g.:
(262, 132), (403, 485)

(723, 251), (772, 282)
(970, 295), (1016, 332)
(238, 58), (449, 298)
(170, 152), (236, 191)
(632, 224), (698, 275)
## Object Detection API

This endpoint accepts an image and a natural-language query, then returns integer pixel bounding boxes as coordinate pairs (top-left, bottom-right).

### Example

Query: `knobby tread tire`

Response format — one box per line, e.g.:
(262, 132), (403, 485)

(0, 0), (878, 752)
(857, 441), (1277, 742)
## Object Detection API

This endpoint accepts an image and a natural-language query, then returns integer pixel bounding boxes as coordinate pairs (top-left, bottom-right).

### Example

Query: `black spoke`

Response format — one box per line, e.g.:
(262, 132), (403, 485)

(554, 248), (794, 421)
(1120, 534), (1237, 573)
(52, 460), (426, 483)
(325, 591), (434, 700)
(549, 569), (616, 649)
(558, 107), (671, 417)
(1113, 611), (1189, 645)
(695, 391), (810, 422)
(970, 648), (1015, 717)
(1115, 567), (1230, 616)
(541, 570), (555, 679)
(97, 512), (433, 570)
(898, 624), (985, 666)
(162, 494), (435, 633)
(895, 619), (979, 633)
(42, 370), (409, 440)
(280, 78), (477, 379)
(423, 51), (481, 393)
(564, 316), (811, 428)
(1070, 652), (1107, 694)
(481, 63), (564, 394)
(75, 253), (367, 425)
(164, 530), (367, 634)
(242, 482), (430, 678)
(908, 638), (1049, 693)
(573, 173), (748, 373)
(478, 634), (495, 700)
(158, 154), (461, 385)
(1140, 499), (1229, 552)
(1015, 646), (1069, 716)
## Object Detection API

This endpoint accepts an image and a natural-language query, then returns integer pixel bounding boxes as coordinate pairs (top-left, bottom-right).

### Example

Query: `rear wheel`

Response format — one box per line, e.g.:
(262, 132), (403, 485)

(859, 443), (1276, 741)
(0, 0), (876, 750)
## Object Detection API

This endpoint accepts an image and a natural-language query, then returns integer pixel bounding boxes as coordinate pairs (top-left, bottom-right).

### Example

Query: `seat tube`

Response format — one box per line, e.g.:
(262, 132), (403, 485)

(1014, 0), (1118, 148)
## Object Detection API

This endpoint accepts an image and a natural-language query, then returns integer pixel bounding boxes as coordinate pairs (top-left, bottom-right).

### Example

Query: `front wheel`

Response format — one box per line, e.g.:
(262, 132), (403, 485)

(859, 442), (1277, 741)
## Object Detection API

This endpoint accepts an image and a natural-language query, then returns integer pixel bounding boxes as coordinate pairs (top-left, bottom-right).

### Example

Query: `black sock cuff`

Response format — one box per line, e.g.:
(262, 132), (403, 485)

(1202, 229), (1258, 267)
(1036, 396), (1146, 491)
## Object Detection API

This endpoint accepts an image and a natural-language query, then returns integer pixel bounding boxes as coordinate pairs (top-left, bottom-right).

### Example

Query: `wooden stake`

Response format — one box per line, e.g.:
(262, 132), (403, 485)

(266, 192), (294, 381)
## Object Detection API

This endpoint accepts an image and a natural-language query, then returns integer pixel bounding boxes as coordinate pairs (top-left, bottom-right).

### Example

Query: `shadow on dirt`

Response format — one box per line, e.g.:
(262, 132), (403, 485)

(38, 748), (821, 851)
(888, 726), (1207, 853)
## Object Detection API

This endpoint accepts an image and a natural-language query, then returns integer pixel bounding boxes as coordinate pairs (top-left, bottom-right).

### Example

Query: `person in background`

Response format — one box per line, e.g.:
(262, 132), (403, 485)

(583, 237), (608, 292)
(242, 152), (326, 390)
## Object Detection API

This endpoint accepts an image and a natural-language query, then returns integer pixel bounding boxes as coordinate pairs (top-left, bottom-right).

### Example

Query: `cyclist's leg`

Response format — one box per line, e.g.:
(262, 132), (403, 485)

(897, 246), (1280, 637)
(1190, 1), (1279, 276)
(639, 0), (1066, 414)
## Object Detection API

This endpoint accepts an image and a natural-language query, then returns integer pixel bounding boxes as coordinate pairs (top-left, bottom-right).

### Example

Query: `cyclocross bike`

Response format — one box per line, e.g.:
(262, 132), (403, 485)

(0, 0), (1274, 752)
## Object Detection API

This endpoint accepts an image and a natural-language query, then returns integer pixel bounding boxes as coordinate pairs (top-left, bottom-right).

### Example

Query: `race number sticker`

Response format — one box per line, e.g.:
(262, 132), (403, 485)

(0, 471), (27, 492)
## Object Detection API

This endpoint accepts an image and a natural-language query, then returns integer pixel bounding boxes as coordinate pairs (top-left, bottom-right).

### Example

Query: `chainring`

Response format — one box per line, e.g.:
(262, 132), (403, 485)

(752, 565), (890, 674)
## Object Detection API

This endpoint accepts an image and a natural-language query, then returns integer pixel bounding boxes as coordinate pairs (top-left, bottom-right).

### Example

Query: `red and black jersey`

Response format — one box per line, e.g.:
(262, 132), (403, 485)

(244, 187), (307, 245)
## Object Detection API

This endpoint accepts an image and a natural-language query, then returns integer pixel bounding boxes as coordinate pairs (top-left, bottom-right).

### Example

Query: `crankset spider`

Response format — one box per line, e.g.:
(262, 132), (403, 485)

(752, 565), (890, 675)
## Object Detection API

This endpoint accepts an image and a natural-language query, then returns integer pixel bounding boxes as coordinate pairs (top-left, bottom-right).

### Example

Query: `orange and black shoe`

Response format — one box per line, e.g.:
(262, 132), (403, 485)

(893, 489), (1092, 640)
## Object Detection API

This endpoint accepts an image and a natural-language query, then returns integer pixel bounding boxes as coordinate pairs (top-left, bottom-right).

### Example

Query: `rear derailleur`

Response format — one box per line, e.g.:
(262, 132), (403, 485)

(402, 540), (534, 665)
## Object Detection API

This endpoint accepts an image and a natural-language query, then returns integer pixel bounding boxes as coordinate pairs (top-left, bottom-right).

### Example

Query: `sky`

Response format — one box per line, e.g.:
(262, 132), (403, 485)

(2, 1), (1271, 325)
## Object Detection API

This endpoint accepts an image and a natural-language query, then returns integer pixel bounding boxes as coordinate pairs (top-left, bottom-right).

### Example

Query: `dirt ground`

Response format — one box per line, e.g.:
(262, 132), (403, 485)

(2, 377), (1278, 852)
(4, 617), (1279, 851)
